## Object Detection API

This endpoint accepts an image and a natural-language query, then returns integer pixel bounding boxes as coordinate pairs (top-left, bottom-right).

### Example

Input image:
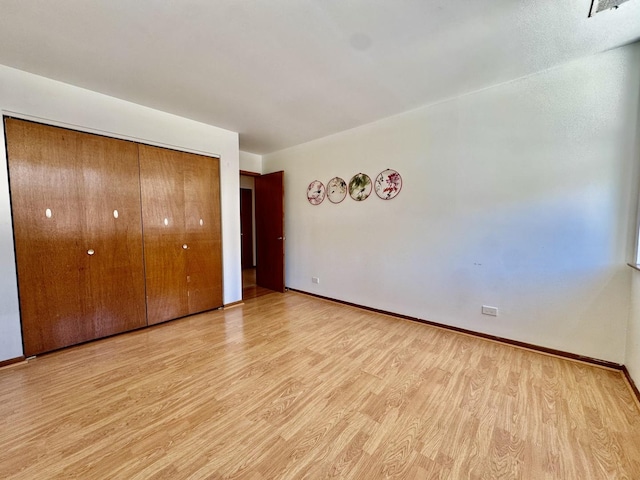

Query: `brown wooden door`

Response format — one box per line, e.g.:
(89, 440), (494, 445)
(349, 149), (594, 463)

(5, 118), (147, 356)
(255, 171), (285, 292)
(139, 145), (223, 325)
(139, 144), (188, 324)
(184, 152), (223, 314)
(240, 188), (254, 269)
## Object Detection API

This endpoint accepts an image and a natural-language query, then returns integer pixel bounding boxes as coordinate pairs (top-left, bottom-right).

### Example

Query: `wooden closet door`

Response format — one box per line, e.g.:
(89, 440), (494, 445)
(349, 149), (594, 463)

(5, 119), (147, 356)
(139, 145), (223, 325)
(184, 153), (223, 313)
(139, 144), (189, 325)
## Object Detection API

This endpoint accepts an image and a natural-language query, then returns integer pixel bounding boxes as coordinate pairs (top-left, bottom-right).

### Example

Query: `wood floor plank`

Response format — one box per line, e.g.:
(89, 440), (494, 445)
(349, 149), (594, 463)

(1, 291), (639, 479)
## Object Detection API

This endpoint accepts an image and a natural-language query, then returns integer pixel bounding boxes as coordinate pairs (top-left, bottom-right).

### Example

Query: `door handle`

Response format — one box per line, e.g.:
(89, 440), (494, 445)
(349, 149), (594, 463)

(277, 237), (284, 240)
(182, 244), (188, 249)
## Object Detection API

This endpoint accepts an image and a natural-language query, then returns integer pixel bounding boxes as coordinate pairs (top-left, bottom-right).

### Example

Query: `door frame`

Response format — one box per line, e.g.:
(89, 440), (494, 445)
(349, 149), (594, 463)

(240, 187), (254, 269)
(240, 170), (285, 294)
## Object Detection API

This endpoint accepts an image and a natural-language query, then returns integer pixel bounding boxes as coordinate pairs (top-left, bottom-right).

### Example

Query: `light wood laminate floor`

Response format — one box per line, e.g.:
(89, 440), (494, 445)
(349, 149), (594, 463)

(243, 267), (275, 300)
(1, 292), (639, 479)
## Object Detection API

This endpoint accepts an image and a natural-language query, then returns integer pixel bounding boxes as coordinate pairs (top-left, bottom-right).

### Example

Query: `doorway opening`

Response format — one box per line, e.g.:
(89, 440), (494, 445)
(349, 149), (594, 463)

(240, 171), (285, 300)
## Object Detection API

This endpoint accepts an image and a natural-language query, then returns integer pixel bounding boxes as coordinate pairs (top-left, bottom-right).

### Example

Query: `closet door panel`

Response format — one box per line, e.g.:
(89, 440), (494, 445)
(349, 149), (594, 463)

(5, 119), (146, 356)
(139, 145), (223, 324)
(7, 120), (85, 355)
(141, 239), (188, 324)
(184, 152), (223, 313)
(78, 134), (147, 336)
(186, 239), (222, 314)
(138, 144), (189, 325)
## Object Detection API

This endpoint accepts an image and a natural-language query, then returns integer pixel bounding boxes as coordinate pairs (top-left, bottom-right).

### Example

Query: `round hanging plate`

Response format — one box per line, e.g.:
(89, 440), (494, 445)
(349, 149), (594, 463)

(327, 176), (347, 204)
(307, 180), (326, 205)
(374, 169), (402, 200)
(348, 173), (372, 201)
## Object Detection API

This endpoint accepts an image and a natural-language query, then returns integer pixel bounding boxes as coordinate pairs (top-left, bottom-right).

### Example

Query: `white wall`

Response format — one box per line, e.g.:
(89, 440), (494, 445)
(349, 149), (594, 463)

(264, 43), (640, 364)
(0, 65), (241, 362)
(240, 151), (262, 174)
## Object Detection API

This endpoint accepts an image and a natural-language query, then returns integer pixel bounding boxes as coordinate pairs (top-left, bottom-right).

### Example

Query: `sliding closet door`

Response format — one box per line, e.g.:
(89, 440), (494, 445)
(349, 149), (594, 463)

(5, 118), (147, 356)
(139, 145), (223, 325)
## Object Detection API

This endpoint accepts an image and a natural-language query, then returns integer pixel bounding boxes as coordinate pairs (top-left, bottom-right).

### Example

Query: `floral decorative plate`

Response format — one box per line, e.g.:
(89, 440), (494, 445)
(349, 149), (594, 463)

(374, 169), (402, 200)
(307, 180), (326, 205)
(348, 173), (372, 201)
(327, 177), (347, 204)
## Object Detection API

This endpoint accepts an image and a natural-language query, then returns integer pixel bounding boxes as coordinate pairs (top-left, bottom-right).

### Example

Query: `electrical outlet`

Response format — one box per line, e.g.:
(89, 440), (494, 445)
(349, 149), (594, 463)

(312, 277), (320, 284)
(482, 305), (498, 316)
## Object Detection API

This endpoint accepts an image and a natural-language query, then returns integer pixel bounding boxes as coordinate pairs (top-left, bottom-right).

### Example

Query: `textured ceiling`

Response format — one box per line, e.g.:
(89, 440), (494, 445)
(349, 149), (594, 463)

(0, 0), (638, 154)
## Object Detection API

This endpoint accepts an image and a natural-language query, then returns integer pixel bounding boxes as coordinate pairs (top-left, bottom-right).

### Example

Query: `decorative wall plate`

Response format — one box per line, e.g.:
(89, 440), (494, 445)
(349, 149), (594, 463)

(327, 177), (347, 204)
(374, 169), (402, 200)
(348, 173), (372, 201)
(307, 180), (326, 205)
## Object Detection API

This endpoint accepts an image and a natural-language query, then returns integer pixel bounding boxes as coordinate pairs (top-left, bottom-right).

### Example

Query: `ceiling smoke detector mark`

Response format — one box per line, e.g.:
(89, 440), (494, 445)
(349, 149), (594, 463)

(349, 33), (372, 51)
(589, 0), (633, 16)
